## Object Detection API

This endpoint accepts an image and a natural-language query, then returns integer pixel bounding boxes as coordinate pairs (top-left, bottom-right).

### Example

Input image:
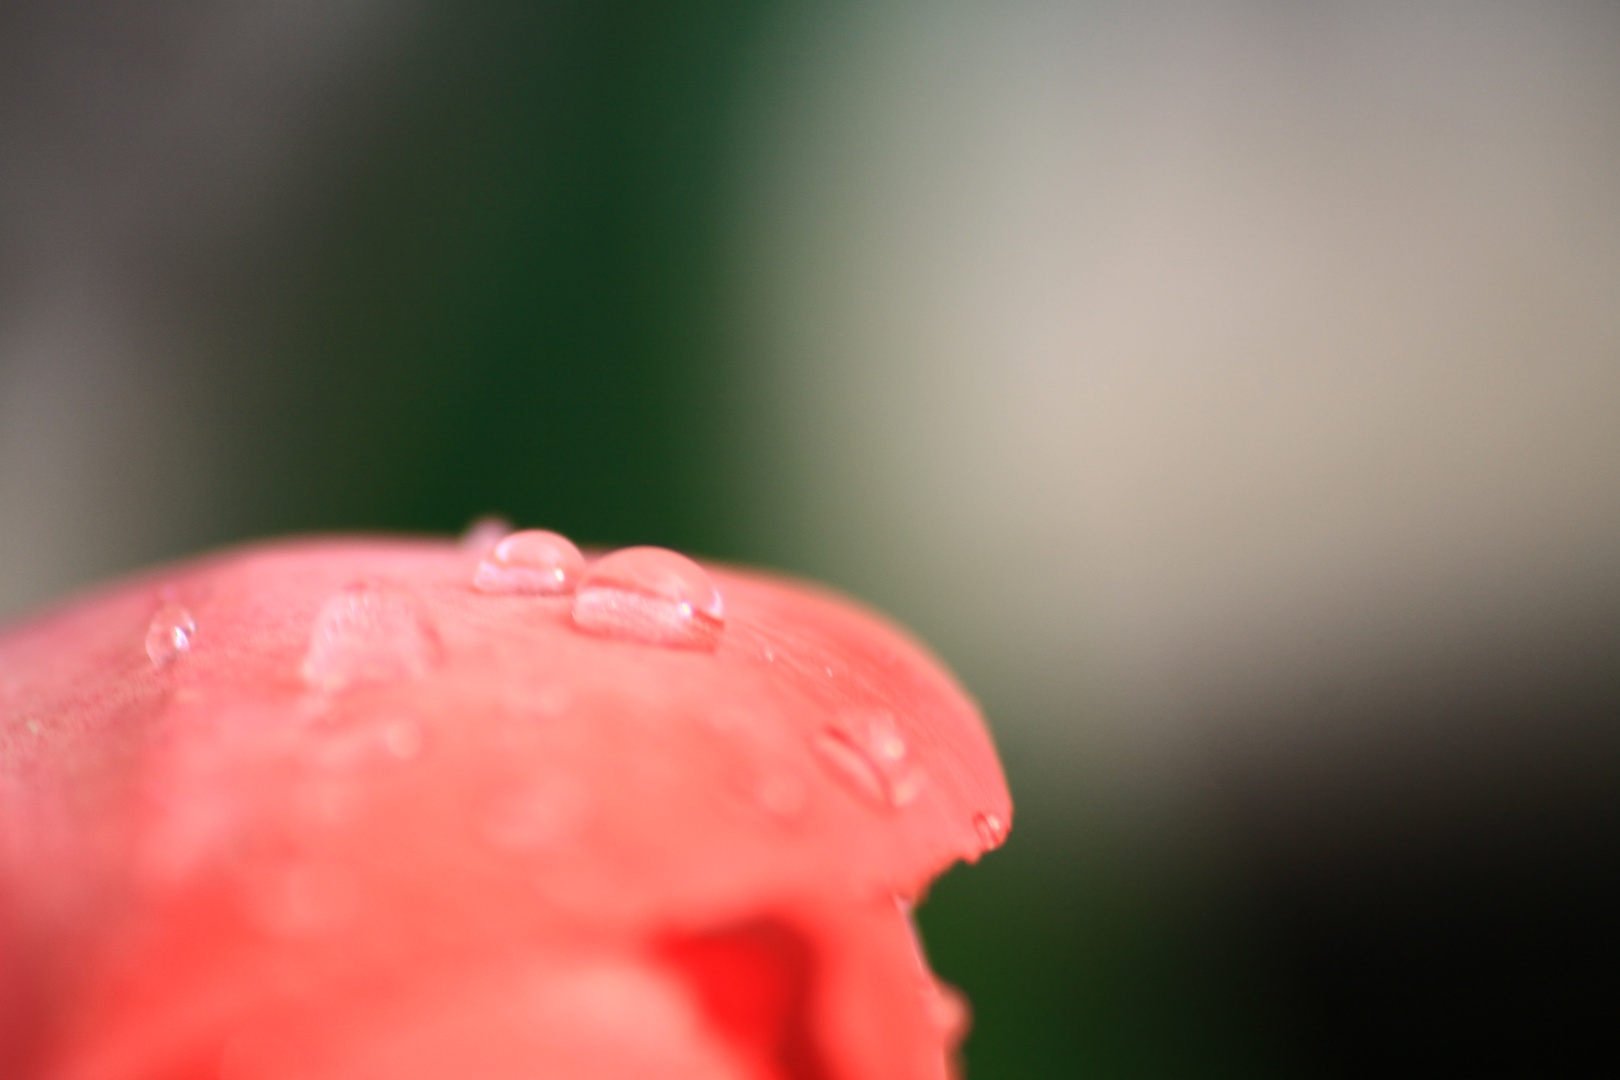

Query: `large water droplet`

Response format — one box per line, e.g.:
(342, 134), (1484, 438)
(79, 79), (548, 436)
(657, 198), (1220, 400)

(973, 811), (1009, 852)
(812, 711), (926, 810)
(302, 585), (442, 693)
(145, 604), (197, 667)
(571, 547), (724, 649)
(473, 529), (585, 596)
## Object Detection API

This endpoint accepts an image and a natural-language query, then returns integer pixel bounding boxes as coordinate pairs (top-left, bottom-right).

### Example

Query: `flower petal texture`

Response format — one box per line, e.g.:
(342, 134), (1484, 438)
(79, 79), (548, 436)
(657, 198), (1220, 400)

(0, 537), (1011, 1080)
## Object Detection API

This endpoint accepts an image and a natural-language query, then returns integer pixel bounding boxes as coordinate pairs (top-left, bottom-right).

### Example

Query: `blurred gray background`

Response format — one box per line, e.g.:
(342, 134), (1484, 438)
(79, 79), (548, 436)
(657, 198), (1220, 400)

(4, 0), (1618, 1074)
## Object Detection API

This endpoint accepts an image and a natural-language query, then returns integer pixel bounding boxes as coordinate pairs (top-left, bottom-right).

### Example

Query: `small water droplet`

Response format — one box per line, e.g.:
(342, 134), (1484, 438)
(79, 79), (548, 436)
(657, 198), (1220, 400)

(973, 811), (1008, 851)
(473, 529), (585, 595)
(812, 711), (926, 810)
(460, 514), (512, 551)
(571, 547), (724, 649)
(301, 585), (442, 693)
(145, 604), (197, 667)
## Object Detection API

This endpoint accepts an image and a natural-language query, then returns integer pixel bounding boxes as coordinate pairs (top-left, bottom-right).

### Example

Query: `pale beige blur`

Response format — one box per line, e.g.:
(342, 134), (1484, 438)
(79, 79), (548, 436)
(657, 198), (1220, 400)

(728, 1), (1620, 797)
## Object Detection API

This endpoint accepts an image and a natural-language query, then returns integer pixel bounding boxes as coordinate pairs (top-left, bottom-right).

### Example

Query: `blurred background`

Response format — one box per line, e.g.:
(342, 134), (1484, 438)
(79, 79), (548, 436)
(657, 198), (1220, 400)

(3, 0), (1618, 1074)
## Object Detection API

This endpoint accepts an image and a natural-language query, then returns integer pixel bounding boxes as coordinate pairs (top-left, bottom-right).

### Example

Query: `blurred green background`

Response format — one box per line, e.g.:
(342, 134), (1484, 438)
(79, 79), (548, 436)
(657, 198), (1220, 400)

(3, 0), (1618, 1075)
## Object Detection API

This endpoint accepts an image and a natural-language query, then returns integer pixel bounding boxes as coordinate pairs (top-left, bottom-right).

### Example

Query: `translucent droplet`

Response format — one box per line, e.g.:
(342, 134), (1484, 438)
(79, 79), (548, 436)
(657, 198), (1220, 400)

(973, 811), (1009, 852)
(813, 711), (926, 810)
(301, 585), (442, 693)
(459, 513), (512, 551)
(145, 604), (197, 667)
(473, 529), (585, 596)
(571, 547), (724, 649)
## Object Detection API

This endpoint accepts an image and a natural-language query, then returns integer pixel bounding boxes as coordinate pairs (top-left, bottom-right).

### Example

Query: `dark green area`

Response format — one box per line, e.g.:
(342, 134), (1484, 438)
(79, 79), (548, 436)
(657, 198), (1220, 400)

(212, 0), (767, 558)
(916, 746), (1287, 1079)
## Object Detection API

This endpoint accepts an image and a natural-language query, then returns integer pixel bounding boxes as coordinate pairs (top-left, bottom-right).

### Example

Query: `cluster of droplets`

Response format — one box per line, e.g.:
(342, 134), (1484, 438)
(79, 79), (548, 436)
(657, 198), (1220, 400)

(472, 527), (725, 651)
(145, 528), (728, 695)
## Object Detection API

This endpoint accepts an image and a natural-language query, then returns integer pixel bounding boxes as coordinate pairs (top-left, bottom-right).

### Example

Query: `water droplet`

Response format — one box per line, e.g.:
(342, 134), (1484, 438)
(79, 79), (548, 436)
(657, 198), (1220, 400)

(459, 514), (512, 551)
(813, 728), (886, 805)
(973, 811), (1008, 851)
(812, 711), (926, 810)
(145, 604), (197, 667)
(571, 547), (724, 649)
(473, 529), (585, 596)
(301, 585), (442, 693)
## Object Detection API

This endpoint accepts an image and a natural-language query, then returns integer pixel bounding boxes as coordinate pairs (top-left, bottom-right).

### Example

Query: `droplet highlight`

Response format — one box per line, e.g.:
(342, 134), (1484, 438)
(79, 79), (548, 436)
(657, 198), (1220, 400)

(571, 547), (724, 649)
(301, 585), (442, 693)
(812, 711), (926, 810)
(973, 811), (1008, 852)
(145, 604), (197, 667)
(473, 529), (585, 596)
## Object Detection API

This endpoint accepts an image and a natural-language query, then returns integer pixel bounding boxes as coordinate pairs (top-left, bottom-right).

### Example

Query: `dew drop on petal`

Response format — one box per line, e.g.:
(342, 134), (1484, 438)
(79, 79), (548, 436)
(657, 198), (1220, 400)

(812, 728), (887, 806)
(812, 711), (927, 810)
(301, 585), (442, 693)
(571, 547), (724, 649)
(973, 811), (1008, 852)
(145, 604), (197, 667)
(473, 529), (585, 596)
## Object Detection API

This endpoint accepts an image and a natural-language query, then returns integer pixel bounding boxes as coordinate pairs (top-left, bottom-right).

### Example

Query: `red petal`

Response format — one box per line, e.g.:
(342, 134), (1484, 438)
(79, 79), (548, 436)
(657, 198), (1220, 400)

(0, 537), (1010, 1079)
